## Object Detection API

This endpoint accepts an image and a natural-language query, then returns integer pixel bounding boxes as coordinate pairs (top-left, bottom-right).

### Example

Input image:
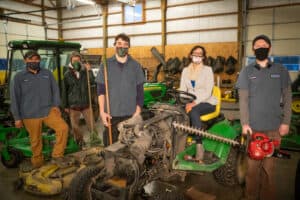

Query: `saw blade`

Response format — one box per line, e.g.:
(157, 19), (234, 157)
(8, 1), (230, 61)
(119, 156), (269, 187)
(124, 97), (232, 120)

(172, 122), (240, 146)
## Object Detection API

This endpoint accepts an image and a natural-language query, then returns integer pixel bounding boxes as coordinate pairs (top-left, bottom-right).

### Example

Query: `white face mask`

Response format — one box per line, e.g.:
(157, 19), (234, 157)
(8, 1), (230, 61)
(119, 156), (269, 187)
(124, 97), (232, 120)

(192, 56), (202, 64)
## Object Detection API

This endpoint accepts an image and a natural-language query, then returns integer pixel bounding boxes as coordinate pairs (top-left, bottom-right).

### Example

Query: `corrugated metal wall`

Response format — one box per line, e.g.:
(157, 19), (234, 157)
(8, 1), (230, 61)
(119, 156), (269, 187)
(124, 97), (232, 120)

(244, 0), (300, 80)
(63, 0), (238, 48)
(0, 0), (299, 59)
(245, 0), (300, 56)
(0, 0), (58, 57)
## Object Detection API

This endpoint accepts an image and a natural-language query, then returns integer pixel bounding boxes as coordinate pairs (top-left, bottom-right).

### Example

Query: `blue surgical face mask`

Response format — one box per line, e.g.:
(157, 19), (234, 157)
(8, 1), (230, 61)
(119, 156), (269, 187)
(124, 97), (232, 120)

(26, 62), (40, 71)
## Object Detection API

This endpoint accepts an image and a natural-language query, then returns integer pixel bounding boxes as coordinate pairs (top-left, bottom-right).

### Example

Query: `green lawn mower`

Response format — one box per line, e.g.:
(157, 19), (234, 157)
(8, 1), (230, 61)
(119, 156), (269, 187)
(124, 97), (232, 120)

(0, 123), (79, 168)
(280, 73), (300, 151)
(280, 91), (300, 151)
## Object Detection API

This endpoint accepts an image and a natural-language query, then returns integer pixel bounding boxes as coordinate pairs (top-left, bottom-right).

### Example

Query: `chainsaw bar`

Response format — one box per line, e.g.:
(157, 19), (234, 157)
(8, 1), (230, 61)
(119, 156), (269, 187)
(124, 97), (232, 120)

(172, 122), (240, 146)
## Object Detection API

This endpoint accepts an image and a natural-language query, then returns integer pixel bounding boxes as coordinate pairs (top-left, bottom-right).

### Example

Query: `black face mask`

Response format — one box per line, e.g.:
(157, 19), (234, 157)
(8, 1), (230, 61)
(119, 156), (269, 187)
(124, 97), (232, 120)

(26, 62), (40, 71)
(254, 48), (269, 61)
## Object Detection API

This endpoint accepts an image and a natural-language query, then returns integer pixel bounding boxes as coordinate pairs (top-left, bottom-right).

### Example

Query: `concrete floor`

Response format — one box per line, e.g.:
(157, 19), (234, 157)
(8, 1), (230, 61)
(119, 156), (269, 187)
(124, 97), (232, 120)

(0, 103), (299, 200)
(1, 152), (299, 200)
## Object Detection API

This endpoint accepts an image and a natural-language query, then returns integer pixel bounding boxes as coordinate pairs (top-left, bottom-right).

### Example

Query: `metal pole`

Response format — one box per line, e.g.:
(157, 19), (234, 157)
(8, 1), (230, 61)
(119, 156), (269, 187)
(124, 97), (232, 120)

(86, 65), (95, 134)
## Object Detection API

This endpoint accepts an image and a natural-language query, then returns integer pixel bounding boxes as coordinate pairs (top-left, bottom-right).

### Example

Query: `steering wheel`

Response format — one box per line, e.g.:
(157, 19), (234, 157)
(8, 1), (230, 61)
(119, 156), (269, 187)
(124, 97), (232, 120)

(167, 89), (196, 105)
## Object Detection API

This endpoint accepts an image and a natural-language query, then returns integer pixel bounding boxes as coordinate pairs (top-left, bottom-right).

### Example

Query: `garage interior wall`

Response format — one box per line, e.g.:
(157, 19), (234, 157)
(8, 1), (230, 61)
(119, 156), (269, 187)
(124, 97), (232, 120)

(0, 0), (58, 58)
(0, 0), (299, 80)
(85, 0), (239, 82)
(245, 0), (300, 80)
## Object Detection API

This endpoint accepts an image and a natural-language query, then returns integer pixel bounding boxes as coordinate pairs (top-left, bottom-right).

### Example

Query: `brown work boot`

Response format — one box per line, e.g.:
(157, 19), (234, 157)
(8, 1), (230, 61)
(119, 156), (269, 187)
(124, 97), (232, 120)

(51, 156), (74, 168)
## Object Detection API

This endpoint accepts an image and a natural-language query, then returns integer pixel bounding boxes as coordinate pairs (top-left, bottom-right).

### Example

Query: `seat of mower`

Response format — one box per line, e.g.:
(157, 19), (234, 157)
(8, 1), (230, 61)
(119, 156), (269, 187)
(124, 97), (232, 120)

(200, 86), (221, 121)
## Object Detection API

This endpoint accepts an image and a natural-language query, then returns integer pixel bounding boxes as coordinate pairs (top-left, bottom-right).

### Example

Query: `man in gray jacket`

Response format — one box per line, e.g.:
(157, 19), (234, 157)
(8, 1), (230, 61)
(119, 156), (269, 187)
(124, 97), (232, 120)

(10, 50), (69, 168)
(236, 35), (292, 200)
(96, 33), (145, 146)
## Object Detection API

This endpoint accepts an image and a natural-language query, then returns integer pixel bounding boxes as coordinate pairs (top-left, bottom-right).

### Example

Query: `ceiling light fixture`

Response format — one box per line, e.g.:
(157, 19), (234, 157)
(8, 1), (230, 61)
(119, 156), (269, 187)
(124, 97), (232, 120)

(76, 0), (96, 5)
(117, 0), (136, 7)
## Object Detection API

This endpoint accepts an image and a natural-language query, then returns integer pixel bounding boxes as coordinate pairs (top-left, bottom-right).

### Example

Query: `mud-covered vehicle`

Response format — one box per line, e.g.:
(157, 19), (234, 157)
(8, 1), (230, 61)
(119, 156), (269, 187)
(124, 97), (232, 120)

(67, 100), (245, 200)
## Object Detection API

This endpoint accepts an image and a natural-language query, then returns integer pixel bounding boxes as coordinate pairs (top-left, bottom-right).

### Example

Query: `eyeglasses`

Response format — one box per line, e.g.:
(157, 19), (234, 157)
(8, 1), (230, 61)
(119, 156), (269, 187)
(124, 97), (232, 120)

(192, 55), (203, 58)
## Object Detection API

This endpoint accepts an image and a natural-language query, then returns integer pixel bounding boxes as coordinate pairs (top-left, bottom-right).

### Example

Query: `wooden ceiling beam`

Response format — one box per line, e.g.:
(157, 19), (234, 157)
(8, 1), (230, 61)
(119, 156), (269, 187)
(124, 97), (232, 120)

(48, 0), (56, 7)
(11, 0), (52, 9)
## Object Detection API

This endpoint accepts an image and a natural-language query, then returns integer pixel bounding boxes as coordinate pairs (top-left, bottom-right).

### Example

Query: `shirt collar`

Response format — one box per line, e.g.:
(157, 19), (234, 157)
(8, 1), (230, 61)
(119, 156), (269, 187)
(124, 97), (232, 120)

(112, 54), (131, 64)
(26, 67), (41, 74)
(254, 60), (273, 70)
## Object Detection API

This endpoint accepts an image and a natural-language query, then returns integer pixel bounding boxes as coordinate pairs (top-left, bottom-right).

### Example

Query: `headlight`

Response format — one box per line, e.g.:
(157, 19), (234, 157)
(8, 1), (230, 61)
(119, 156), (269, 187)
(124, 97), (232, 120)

(8, 42), (13, 48)
(22, 42), (29, 48)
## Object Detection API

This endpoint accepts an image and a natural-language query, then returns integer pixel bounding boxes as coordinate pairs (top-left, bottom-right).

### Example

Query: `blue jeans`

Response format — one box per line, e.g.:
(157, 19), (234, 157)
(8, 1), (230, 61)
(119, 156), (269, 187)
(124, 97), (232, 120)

(189, 102), (216, 143)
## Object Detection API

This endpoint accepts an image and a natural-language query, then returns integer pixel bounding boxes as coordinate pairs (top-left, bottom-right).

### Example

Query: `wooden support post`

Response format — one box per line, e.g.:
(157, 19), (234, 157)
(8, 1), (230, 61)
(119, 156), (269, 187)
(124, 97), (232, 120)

(101, 3), (113, 145)
(41, 0), (47, 40)
(56, 0), (63, 40)
(161, 0), (167, 57)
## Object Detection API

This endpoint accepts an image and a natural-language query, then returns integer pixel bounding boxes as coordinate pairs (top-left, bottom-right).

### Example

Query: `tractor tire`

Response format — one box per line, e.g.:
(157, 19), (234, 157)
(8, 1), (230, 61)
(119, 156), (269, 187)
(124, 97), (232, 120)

(213, 148), (246, 186)
(150, 191), (185, 200)
(1, 149), (22, 168)
(68, 166), (102, 200)
(292, 97), (300, 114)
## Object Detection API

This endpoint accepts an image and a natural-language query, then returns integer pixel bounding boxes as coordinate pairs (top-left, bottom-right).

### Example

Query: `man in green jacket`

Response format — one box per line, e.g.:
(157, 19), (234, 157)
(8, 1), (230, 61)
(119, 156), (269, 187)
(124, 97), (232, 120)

(62, 52), (95, 146)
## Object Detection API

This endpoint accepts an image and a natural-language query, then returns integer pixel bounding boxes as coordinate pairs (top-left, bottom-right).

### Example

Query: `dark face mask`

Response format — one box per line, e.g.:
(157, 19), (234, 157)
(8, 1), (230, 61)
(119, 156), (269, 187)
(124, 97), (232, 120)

(72, 61), (82, 71)
(26, 62), (40, 71)
(254, 47), (269, 61)
(116, 47), (128, 57)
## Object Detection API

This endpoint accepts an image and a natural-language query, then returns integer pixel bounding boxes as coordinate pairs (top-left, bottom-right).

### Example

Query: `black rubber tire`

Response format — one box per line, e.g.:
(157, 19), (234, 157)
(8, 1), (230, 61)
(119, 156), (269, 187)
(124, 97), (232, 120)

(213, 148), (246, 186)
(68, 166), (102, 200)
(150, 191), (185, 200)
(295, 159), (300, 200)
(1, 149), (22, 168)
